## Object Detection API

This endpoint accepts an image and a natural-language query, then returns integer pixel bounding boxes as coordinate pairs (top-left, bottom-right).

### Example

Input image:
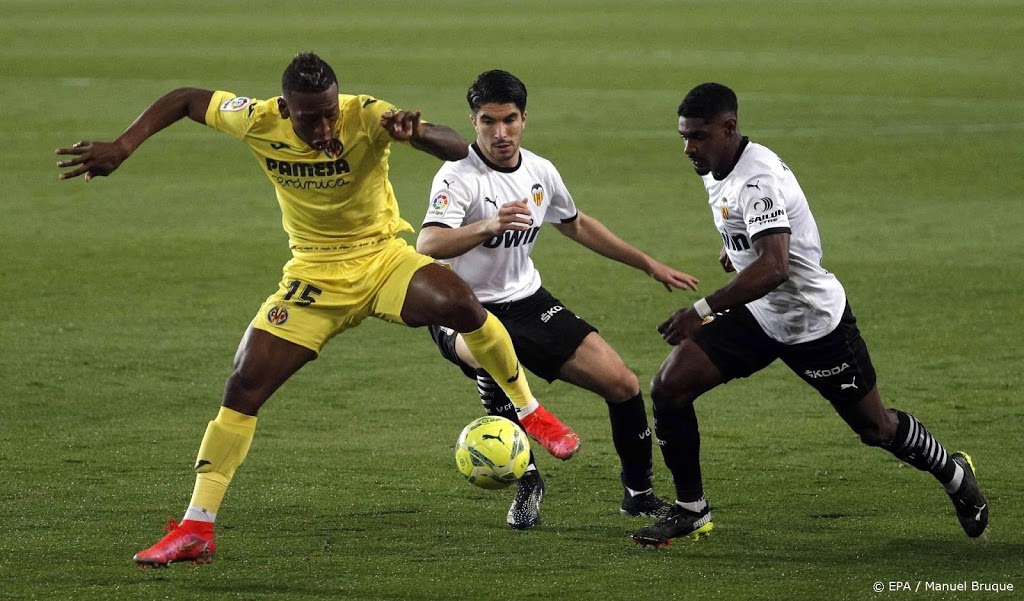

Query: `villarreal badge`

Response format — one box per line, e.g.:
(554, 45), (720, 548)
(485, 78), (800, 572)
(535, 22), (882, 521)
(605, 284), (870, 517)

(267, 305), (289, 326)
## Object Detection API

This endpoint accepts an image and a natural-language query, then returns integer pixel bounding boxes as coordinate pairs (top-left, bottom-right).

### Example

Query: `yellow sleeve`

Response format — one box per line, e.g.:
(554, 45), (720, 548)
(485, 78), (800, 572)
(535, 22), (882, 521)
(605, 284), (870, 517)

(355, 96), (401, 147)
(205, 91), (261, 140)
(358, 96), (434, 148)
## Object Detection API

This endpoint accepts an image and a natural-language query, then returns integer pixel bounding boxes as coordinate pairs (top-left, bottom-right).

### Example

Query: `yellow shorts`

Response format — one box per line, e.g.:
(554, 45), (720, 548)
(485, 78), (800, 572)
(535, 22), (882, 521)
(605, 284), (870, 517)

(251, 237), (434, 354)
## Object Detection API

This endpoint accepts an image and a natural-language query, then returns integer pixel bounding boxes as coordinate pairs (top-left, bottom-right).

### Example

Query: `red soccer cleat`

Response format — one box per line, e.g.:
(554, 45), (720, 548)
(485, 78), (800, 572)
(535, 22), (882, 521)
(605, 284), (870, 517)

(133, 518), (216, 568)
(519, 405), (581, 460)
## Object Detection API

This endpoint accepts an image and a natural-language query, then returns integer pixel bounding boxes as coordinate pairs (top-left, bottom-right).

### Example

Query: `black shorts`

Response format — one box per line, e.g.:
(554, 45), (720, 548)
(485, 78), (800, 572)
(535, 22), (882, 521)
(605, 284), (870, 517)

(691, 303), (877, 406)
(428, 287), (598, 383)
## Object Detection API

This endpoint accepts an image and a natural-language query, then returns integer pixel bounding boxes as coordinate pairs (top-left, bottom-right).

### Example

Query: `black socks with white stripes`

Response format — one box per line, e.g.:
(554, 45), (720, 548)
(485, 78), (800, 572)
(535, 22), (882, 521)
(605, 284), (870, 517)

(885, 410), (962, 492)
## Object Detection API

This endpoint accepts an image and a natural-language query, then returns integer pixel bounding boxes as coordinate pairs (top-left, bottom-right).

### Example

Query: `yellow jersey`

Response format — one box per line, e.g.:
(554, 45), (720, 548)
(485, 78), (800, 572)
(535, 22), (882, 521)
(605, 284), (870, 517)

(205, 90), (414, 260)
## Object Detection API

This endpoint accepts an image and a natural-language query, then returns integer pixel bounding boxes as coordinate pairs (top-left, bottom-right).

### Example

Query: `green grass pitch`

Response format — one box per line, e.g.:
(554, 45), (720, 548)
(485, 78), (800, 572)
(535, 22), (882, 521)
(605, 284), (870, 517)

(2, 1), (1022, 599)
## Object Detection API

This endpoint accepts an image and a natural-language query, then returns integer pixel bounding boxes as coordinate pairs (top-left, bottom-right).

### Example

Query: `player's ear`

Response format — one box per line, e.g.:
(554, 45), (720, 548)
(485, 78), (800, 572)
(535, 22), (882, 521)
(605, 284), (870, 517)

(521, 110), (527, 128)
(723, 114), (737, 135)
(278, 97), (290, 119)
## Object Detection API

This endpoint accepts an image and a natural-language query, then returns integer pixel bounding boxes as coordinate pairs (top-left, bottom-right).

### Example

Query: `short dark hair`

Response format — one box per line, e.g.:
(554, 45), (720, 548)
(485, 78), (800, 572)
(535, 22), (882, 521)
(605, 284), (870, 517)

(678, 83), (738, 120)
(467, 70), (527, 113)
(282, 52), (337, 95)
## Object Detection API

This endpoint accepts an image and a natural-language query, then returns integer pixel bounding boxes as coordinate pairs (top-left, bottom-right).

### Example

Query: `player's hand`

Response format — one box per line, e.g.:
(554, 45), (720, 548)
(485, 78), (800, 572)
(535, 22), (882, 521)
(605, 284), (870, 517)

(719, 246), (735, 272)
(657, 307), (703, 346)
(55, 140), (129, 182)
(380, 110), (423, 142)
(647, 261), (699, 292)
(485, 199), (533, 235)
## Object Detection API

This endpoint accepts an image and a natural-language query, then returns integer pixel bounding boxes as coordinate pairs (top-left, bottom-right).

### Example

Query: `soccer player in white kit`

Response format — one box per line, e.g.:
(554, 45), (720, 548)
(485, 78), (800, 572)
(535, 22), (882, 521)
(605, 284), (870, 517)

(631, 83), (988, 547)
(418, 70), (700, 529)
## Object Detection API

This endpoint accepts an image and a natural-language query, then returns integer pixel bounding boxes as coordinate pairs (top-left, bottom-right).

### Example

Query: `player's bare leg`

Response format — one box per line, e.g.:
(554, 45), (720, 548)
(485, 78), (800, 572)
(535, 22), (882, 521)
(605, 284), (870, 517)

(632, 341), (722, 547)
(402, 263), (579, 459)
(134, 328), (315, 568)
(835, 386), (988, 537)
(558, 333), (671, 517)
(222, 327), (317, 416)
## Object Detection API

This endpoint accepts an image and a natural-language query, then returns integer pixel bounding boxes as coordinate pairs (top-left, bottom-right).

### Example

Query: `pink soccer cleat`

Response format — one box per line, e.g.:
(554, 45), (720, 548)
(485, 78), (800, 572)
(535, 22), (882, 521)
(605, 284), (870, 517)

(133, 518), (216, 568)
(519, 405), (581, 460)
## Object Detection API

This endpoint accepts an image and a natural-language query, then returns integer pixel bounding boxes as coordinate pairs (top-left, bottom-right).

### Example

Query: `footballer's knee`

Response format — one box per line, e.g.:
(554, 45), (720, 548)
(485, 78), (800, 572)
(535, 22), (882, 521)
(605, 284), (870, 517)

(604, 369), (641, 404)
(649, 370), (698, 411)
(441, 286), (488, 332)
(853, 409), (899, 447)
(649, 340), (721, 411)
(404, 265), (487, 330)
(854, 423), (889, 447)
(223, 367), (271, 415)
(837, 388), (898, 447)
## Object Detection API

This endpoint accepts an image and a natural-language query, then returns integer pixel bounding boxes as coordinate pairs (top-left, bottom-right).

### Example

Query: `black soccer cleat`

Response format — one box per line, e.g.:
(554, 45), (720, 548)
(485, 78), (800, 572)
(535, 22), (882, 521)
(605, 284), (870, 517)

(948, 452), (988, 538)
(620, 489), (673, 518)
(631, 504), (713, 548)
(507, 470), (544, 530)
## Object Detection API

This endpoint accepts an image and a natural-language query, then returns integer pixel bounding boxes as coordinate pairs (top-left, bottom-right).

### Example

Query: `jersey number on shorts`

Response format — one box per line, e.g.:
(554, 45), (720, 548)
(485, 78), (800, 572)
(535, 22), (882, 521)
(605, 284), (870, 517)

(284, 280), (323, 306)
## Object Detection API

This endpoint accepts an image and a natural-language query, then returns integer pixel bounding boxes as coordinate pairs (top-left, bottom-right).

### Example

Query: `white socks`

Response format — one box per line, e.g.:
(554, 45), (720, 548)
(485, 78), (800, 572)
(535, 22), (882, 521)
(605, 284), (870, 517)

(515, 398), (540, 419)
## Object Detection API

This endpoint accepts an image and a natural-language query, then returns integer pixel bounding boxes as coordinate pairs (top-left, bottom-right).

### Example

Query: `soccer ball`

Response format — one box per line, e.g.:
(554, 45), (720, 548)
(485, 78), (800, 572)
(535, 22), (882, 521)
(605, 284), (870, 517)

(455, 416), (531, 489)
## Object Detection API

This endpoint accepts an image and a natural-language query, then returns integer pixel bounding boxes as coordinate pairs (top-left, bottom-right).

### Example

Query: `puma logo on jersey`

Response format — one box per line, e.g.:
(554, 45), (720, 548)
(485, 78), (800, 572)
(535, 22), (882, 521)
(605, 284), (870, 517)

(484, 197), (497, 208)
(745, 180), (761, 190)
(840, 377), (858, 390)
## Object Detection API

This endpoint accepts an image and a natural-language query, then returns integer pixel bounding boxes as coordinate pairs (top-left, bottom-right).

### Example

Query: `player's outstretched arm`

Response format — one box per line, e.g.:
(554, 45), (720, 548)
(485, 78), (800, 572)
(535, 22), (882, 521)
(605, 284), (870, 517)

(418, 199), (533, 259)
(553, 211), (699, 292)
(379, 110), (469, 161)
(56, 87), (214, 181)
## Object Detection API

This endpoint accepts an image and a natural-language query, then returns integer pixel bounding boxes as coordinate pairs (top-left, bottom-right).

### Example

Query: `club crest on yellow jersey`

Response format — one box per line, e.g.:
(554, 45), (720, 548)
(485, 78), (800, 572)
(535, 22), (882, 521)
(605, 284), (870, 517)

(323, 138), (344, 159)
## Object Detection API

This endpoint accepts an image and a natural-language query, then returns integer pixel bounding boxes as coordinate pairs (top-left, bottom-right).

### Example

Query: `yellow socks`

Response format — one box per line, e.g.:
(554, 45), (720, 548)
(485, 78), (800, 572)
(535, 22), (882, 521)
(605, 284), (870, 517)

(184, 406), (257, 522)
(461, 312), (535, 410)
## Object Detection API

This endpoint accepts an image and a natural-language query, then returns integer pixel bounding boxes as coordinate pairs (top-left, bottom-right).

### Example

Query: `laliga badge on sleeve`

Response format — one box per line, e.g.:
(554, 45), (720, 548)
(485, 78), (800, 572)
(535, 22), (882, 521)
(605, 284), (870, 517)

(427, 190), (451, 218)
(220, 97), (253, 112)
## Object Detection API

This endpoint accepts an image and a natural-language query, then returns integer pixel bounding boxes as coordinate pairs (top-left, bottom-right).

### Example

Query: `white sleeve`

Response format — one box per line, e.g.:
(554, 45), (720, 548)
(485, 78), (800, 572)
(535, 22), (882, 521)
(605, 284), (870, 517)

(740, 173), (791, 241)
(543, 168), (578, 223)
(423, 170), (473, 228)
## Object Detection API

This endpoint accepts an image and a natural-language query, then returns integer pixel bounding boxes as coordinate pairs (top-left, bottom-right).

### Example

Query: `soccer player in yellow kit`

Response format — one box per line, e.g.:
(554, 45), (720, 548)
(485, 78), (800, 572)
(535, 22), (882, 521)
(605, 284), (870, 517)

(56, 52), (579, 568)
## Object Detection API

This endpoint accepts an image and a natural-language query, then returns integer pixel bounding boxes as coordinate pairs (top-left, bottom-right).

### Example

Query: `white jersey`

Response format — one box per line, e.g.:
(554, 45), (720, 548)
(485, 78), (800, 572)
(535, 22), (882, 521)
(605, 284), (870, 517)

(422, 144), (578, 303)
(705, 139), (846, 344)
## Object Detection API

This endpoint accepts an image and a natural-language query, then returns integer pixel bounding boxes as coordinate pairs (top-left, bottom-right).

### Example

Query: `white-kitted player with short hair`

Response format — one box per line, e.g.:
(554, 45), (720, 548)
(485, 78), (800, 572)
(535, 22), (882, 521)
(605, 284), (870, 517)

(417, 69), (700, 530)
(631, 82), (988, 547)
